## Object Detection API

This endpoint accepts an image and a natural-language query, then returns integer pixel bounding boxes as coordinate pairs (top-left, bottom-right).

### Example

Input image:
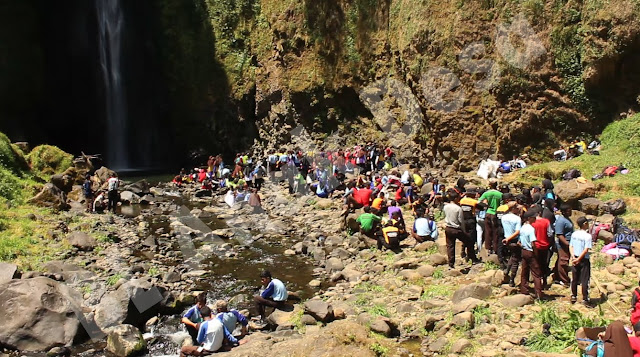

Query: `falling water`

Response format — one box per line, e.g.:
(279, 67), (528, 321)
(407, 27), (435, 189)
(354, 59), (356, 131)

(96, 0), (129, 170)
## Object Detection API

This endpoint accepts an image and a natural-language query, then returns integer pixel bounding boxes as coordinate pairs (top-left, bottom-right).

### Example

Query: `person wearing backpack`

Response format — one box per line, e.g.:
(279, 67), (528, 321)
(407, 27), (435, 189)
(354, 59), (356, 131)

(630, 281), (640, 327)
(569, 217), (593, 306)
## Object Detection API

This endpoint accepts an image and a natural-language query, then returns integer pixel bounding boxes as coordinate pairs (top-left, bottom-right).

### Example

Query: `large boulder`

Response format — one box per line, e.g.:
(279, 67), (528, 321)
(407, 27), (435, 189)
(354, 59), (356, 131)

(28, 183), (69, 210)
(0, 262), (19, 285)
(123, 180), (150, 195)
(50, 173), (74, 193)
(44, 261), (94, 283)
(304, 299), (334, 323)
(106, 324), (146, 357)
(265, 305), (300, 328)
(555, 180), (597, 207)
(500, 294), (534, 308)
(0, 277), (84, 351)
(95, 166), (117, 184)
(66, 231), (97, 251)
(120, 191), (140, 205)
(94, 279), (164, 331)
(452, 283), (492, 304)
(579, 198), (605, 215)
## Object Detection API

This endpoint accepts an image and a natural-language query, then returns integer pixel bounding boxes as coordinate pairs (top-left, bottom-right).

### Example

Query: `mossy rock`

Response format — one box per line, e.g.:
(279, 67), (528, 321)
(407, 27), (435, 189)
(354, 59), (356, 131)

(0, 132), (28, 174)
(27, 145), (73, 177)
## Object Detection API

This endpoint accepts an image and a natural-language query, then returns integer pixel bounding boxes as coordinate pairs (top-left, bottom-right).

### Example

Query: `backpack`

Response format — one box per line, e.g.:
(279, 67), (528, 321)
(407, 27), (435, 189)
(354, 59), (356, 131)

(563, 169), (581, 181)
(603, 166), (618, 177)
(583, 340), (604, 357)
(605, 198), (626, 215)
(613, 226), (638, 251)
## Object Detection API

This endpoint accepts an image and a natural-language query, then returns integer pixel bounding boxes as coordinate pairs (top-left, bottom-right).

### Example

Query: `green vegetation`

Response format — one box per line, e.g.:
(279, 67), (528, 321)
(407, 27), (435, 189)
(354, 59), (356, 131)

(27, 145), (73, 177)
(366, 304), (390, 317)
(107, 273), (124, 286)
(421, 284), (454, 299)
(289, 308), (305, 331)
(483, 261), (500, 271)
(370, 342), (389, 357)
(526, 307), (609, 353)
(473, 305), (492, 325)
(432, 267), (445, 279)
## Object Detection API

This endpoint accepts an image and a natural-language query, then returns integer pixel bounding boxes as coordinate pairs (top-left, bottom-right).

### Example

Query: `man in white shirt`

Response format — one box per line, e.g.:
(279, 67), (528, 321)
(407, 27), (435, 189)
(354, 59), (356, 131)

(180, 306), (245, 356)
(444, 192), (479, 268)
(107, 173), (120, 214)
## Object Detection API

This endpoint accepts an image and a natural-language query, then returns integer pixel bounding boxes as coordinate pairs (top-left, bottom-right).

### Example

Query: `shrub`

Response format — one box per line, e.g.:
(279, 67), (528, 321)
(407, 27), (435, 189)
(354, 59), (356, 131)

(0, 132), (27, 175)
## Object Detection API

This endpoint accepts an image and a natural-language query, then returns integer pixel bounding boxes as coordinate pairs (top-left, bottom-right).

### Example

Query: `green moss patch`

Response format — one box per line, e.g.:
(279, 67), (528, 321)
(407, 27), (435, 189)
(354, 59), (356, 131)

(27, 145), (73, 177)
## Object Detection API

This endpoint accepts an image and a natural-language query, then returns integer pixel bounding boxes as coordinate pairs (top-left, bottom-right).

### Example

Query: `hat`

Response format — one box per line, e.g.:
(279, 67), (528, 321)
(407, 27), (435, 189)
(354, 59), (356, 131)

(516, 194), (527, 202)
(577, 216), (589, 227)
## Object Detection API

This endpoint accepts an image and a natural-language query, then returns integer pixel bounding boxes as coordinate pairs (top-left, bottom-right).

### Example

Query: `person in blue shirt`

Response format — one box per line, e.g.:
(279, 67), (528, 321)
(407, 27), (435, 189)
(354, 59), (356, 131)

(182, 292), (207, 344)
(569, 217), (593, 306)
(411, 209), (438, 242)
(215, 300), (248, 337)
(553, 204), (573, 286)
(179, 306), (245, 357)
(253, 270), (288, 321)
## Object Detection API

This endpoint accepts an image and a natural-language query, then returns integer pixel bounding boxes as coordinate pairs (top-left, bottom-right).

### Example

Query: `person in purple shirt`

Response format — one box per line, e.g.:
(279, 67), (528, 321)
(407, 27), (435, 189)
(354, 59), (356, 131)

(387, 200), (403, 220)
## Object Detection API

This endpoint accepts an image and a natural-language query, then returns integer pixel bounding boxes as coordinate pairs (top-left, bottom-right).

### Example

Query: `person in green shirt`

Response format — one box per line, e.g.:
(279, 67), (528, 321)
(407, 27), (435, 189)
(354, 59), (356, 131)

(478, 179), (503, 255)
(356, 206), (382, 238)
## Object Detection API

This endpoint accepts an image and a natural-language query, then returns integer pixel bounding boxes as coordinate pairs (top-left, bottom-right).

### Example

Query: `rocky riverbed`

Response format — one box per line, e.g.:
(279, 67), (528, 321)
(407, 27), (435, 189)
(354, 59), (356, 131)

(1, 171), (638, 357)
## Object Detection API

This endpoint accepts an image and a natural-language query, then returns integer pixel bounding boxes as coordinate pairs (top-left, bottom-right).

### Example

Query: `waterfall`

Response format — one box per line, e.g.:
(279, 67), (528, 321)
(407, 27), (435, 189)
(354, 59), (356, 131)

(96, 0), (129, 170)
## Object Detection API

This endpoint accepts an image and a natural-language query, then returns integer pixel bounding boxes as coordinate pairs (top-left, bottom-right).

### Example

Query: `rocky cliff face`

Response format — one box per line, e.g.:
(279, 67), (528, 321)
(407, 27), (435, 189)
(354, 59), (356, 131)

(193, 0), (640, 169)
(1, 0), (639, 169)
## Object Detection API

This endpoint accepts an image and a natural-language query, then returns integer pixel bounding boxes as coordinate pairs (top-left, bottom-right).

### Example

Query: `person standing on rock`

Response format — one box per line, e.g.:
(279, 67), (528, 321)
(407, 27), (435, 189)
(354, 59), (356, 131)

(501, 202), (523, 287)
(519, 210), (544, 299)
(254, 270), (288, 322)
(182, 292), (207, 344)
(180, 305), (245, 357)
(107, 172), (119, 214)
(444, 192), (480, 268)
(460, 189), (479, 258)
(553, 204), (573, 287)
(569, 216), (593, 306)
(479, 179), (502, 256)
(83, 173), (93, 213)
(530, 206), (553, 288)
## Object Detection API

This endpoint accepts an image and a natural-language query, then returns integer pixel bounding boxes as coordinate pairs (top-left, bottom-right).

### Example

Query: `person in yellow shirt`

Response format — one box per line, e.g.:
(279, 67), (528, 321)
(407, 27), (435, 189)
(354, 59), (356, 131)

(412, 168), (424, 187)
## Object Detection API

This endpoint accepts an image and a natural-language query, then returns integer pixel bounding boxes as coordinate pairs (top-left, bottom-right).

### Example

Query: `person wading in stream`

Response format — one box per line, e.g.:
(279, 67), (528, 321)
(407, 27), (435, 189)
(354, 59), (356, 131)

(182, 292), (207, 344)
(179, 306), (245, 357)
(254, 270), (288, 323)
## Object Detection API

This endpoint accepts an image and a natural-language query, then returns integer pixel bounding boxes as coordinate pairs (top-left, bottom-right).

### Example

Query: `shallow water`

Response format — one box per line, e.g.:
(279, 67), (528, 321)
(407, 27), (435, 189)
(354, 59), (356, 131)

(68, 183), (319, 356)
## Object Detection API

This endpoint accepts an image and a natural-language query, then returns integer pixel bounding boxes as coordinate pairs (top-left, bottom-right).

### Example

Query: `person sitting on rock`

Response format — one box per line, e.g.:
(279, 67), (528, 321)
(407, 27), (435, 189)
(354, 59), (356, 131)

(411, 208), (438, 243)
(180, 305), (245, 357)
(182, 292), (207, 344)
(371, 191), (387, 215)
(254, 270), (288, 322)
(215, 300), (248, 338)
(356, 206), (382, 238)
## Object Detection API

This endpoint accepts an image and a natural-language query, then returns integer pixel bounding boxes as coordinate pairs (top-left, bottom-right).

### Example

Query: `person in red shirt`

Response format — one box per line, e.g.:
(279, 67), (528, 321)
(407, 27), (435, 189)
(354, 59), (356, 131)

(395, 185), (408, 205)
(530, 206), (553, 289)
(353, 185), (373, 207)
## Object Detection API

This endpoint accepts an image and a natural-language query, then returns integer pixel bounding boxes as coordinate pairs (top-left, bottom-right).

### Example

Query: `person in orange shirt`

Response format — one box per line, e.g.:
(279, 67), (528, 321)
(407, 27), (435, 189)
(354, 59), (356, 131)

(371, 192), (387, 215)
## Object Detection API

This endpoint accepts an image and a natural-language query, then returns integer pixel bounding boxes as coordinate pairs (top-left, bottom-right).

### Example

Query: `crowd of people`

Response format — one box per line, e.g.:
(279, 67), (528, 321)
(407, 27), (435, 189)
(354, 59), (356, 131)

(167, 141), (640, 356)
